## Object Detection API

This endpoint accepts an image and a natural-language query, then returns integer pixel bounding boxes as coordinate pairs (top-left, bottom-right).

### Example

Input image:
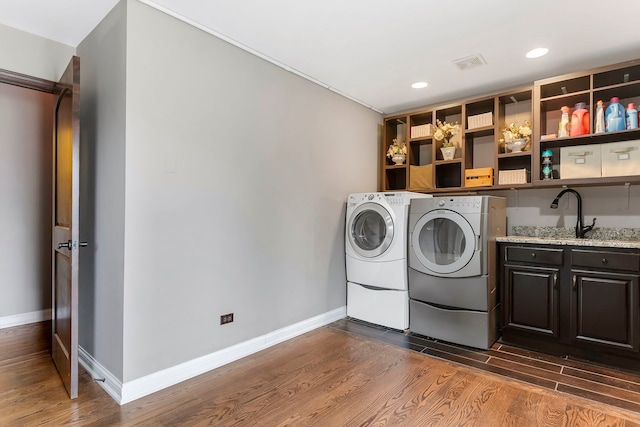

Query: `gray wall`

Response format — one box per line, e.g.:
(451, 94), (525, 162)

(490, 185), (640, 233)
(0, 23), (74, 81)
(0, 84), (53, 318)
(77, 1), (128, 380)
(75, 0), (380, 383)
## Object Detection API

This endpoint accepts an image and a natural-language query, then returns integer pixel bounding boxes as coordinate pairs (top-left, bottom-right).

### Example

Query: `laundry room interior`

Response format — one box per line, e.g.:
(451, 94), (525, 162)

(3, 1), (640, 422)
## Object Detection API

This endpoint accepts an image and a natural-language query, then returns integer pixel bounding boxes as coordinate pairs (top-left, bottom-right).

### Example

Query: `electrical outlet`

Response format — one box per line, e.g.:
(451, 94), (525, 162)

(220, 313), (234, 325)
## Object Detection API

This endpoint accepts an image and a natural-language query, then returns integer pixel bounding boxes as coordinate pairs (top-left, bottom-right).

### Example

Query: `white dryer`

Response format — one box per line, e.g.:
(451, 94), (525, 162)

(345, 192), (431, 330)
(407, 196), (506, 349)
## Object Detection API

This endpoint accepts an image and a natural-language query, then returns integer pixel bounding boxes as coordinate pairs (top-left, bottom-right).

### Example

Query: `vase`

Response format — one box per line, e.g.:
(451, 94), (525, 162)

(506, 138), (526, 153)
(440, 146), (455, 161)
(391, 154), (406, 165)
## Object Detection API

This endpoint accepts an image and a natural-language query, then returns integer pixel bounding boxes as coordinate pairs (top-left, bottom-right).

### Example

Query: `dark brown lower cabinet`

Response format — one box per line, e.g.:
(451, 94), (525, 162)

(571, 269), (639, 352)
(499, 243), (640, 371)
(503, 265), (559, 338)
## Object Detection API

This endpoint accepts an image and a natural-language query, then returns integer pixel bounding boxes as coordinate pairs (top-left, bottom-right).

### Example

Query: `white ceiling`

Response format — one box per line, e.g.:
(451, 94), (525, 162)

(2, 0), (639, 114)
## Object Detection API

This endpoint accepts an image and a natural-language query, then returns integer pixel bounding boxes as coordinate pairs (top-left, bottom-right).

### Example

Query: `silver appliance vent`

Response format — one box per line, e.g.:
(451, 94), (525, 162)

(453, 54), (487, 71)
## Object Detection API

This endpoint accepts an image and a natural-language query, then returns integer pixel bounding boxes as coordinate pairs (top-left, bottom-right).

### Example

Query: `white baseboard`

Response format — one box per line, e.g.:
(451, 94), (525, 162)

(79, 346), (123, 404)
(0, 309), (51, 329)
(118, 306), (346, 405)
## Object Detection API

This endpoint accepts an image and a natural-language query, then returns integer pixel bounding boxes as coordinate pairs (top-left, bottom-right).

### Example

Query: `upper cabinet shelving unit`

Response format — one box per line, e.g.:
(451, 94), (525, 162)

(381, 58), (640, 193)
(533, 59), (640, 187)
(382, 86), (534, 192)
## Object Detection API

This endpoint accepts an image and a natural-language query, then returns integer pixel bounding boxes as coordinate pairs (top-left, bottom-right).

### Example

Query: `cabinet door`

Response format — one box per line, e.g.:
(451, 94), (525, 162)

(503, 264), (560, 338)
(571, 270), (640, 353)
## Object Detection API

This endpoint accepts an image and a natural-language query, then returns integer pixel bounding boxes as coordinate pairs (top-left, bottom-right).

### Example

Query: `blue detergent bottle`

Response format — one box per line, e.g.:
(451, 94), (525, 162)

(606, 97), (626, 132)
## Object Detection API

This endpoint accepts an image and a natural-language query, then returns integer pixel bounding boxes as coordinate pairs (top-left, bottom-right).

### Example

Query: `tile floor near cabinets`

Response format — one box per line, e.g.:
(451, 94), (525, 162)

(329, 318), (640, 415)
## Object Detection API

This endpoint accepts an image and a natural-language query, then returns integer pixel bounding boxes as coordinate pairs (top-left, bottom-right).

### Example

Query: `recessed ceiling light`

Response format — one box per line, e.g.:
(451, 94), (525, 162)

(412, 82), (428, 89)
(526, 48), (549, 59)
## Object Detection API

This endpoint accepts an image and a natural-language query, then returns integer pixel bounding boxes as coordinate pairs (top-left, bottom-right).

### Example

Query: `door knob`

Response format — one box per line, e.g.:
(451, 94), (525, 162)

(57, 240), (89, 249)
(57, 240), (72, 249)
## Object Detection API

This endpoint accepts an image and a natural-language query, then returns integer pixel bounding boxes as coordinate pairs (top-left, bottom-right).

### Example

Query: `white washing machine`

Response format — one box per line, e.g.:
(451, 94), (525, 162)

(407, 196), (506, 348)
(345, 192), (431, 330)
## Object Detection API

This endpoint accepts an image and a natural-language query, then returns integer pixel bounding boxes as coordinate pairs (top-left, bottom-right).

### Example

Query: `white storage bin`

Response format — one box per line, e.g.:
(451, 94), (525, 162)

(410, 124), (432, 138)
(560, 144), (602, 179)
(467, 112), (493, 129)
(601, 140), (640, 177)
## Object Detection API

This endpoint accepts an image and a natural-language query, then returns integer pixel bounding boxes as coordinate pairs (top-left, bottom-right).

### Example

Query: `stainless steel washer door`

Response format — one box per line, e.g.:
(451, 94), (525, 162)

(411, 210), (476, 274)
(347, 202), (394, 258)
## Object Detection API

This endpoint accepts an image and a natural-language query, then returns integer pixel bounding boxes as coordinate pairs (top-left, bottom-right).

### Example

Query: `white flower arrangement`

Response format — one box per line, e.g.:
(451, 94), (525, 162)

(503, 120), (532, 142)
(433, 120), (460, 147)
(386, 138), (407, 158)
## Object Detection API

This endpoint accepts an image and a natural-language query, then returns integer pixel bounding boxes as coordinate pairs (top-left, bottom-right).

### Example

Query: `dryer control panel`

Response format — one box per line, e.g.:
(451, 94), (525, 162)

(436, 197), (482, 211)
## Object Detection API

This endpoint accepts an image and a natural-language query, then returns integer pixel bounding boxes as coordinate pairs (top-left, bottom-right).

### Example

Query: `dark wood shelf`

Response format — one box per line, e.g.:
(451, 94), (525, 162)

(539, 128), (640, 149)
(381, 58), (640, 194)
(497, 151), (532, 159)
(434, 158), (462, 165)
(539, 89), (592, 103)
(464, 125), (494, 137)
(409, 136), (432, 144)
(533, 175), (640, 188)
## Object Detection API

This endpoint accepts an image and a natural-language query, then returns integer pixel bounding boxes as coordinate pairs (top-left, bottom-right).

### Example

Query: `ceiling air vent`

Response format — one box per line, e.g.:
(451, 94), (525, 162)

(453, 54), (486, 71)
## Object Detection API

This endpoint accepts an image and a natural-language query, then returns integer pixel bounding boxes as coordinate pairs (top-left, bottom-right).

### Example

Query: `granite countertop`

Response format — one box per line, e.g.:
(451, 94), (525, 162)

(497, 226), (640, 249)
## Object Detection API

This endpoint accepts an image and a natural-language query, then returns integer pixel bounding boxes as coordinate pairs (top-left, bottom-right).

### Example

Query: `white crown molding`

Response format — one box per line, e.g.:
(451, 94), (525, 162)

(136, 0), (382, 114)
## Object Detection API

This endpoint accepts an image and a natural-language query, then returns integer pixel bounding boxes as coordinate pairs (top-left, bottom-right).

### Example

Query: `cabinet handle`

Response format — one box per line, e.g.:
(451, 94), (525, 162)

(572, 275), (577, 291)
(531, 252), (536, 258)
(602, 257), (607, 264)
(553, 273), (558, 290)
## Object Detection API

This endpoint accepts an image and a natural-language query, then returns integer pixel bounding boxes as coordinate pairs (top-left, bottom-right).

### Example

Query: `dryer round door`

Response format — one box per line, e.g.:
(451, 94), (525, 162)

(347, 202), (394, 258)
(411, 210), (476, 275)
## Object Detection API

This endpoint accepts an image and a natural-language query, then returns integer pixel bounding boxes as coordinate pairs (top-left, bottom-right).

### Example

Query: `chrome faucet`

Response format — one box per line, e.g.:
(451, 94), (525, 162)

(550, 188), (596, 239)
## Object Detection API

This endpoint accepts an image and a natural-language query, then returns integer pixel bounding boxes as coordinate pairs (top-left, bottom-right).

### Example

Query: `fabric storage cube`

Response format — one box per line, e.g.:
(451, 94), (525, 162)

(560, 144), (601, 179)
(409, 164), (433, 190)
(601, 140), (640, 177)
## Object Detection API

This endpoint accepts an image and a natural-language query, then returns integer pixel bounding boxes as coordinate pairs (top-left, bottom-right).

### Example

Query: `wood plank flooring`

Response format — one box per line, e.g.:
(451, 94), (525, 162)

(1, 320), (640, 426)
(330, 318), (640, 417)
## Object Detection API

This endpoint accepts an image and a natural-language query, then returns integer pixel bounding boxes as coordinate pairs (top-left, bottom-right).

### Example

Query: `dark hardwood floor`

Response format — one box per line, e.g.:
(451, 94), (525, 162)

(331, 318), (640, 416)
(2, 320), (640, 426)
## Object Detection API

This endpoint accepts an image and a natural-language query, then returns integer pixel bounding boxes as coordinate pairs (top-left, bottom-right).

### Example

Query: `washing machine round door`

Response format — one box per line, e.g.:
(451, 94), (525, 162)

(347, 203), (394, 258)
(411, 210), (475, 274)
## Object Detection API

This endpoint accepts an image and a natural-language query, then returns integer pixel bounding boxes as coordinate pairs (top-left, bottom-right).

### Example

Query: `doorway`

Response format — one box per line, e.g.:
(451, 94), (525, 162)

(0, 80), (54, 325)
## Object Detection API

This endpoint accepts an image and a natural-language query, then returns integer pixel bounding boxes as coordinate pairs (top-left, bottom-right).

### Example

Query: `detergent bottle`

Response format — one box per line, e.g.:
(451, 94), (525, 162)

(627, 103), (639, 129)
(594, 100), (605, 133)
(570, 102), (590, 136)
(558, 106), (570, 137)
(606, 97), (626, 132)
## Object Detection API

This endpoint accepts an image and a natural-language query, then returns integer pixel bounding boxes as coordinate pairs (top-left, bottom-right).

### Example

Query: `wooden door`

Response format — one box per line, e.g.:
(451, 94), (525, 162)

(52, 56), (80, 399)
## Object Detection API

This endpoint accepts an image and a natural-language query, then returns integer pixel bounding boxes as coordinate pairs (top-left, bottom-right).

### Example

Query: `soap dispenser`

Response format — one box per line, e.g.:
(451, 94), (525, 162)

(541, 149), (553, 180)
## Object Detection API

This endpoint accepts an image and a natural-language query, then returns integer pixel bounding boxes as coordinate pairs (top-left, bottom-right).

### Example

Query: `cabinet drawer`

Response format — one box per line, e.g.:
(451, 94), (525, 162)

(572, 249), (640, 272)
(505, 246), (564, 265)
